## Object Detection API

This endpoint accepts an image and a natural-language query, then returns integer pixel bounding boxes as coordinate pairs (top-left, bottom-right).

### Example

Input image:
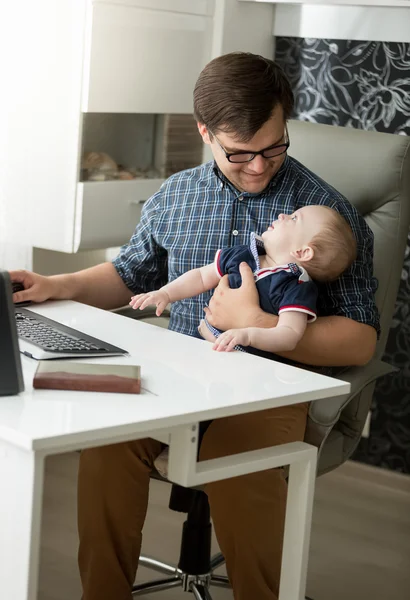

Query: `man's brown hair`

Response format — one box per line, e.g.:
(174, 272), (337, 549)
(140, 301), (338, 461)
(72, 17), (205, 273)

(193, 52), (294, 142)
(306, 207), (357, 282)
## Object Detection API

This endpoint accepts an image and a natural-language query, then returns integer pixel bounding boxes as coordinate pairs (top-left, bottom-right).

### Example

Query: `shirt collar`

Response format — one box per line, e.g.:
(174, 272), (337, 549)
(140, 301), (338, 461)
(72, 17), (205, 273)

(212, 155), (290, 197)
(248, 233), (308, 280)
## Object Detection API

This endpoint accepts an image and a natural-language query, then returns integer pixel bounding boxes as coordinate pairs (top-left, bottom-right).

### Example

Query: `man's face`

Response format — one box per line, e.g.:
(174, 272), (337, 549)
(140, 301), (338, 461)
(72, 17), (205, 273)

(198, 106), (288, 194)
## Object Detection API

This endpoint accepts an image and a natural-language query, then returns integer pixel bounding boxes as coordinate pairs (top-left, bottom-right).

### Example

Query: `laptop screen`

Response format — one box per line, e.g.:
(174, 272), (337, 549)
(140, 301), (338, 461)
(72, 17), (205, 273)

(0, 271), (24, 395)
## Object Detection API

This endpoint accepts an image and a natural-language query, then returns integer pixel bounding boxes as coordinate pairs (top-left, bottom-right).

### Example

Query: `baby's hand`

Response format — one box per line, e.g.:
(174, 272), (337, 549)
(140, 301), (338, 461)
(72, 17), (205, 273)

(213, 329), (250, 352)
(129, 290), (170, 316)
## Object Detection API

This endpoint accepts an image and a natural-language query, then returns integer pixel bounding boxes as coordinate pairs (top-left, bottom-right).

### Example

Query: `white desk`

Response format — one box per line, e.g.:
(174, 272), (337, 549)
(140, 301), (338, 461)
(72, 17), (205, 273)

(0, 301), (350, 600)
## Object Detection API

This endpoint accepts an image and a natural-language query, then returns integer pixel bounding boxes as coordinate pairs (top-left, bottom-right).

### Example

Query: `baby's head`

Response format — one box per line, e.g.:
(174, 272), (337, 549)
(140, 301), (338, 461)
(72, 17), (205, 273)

(262, 205), (357, 281)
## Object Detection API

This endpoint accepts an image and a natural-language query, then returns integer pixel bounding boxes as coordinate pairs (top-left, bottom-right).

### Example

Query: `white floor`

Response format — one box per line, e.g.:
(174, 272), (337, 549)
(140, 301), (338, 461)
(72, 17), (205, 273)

(38, 453), (410, 600)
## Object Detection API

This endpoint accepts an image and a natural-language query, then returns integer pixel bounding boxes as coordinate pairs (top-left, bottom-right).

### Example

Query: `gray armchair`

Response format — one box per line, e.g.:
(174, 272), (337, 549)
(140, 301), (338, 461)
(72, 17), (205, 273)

(129, 121), (410, 598)
(288, 120), (410, 474)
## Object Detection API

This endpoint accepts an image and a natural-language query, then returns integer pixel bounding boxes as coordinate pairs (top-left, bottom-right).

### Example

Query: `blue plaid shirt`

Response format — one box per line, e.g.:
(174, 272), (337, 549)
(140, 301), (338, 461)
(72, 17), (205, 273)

(113, 156), (380, 338)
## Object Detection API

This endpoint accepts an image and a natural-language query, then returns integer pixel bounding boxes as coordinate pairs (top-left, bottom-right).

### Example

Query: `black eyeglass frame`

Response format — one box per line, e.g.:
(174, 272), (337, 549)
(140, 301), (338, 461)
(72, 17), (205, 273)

(210, 127), (290, 164)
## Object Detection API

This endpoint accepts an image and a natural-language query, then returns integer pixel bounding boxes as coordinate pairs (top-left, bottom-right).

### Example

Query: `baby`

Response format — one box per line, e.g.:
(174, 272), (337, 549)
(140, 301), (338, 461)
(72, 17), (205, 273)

(130, 204), (357, 477)
(130, 204), (357, 355)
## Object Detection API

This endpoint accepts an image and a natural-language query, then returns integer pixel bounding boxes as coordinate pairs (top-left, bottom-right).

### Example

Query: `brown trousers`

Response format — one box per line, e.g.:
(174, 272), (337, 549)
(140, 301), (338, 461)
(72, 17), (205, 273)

(77, 402), (308, 600)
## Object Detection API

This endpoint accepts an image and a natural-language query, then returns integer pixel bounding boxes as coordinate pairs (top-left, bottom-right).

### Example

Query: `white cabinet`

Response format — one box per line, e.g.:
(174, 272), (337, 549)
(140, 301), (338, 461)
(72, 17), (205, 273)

(1, 0), (212, 253)
(78, 1), (211, 252)
(84, 1), (212, 114)
(1, 0), (275, 254)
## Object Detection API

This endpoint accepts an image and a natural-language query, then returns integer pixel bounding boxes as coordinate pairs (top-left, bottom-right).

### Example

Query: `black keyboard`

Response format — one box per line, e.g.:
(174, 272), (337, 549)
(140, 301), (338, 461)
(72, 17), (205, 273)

(15, 308), (128, 360)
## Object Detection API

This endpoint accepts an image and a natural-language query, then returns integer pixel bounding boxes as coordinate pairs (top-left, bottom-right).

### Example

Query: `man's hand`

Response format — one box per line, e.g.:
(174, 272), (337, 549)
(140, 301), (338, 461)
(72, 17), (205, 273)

(205, 262), (264, 330)
(129, 290), (170, 316)
(9, 270), (58, 304)
(213, 328), (251, 352)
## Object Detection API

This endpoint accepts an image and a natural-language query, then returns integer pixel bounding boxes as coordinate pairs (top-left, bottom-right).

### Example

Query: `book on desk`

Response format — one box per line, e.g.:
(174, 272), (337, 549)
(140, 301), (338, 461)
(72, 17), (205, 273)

(33, 361), (141, 394)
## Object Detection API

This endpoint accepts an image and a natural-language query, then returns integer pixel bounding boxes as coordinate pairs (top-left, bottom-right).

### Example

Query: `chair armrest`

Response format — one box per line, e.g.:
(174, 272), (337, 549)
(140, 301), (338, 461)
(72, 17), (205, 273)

(308, 359), (396, 426)
(336, 359), (396, 395)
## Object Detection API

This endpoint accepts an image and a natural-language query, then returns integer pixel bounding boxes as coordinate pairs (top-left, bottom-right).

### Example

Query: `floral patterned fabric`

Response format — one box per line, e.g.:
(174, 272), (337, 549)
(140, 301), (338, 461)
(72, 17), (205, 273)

(276, 38), (410, 473)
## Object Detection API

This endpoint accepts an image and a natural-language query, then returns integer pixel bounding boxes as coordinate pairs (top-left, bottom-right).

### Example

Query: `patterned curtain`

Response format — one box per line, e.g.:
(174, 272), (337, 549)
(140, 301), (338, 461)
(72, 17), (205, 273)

(276, 39), (410, 473)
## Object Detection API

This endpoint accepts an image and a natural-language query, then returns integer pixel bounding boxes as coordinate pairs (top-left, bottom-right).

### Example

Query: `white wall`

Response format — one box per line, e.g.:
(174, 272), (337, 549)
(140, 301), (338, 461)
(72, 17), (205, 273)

(273, 5), (410, 43)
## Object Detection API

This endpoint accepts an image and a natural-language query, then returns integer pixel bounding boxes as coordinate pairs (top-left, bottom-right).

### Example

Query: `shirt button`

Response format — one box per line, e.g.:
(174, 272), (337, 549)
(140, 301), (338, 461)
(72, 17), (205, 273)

(232, 230), (239, 236)
(238, 195), (244, 201)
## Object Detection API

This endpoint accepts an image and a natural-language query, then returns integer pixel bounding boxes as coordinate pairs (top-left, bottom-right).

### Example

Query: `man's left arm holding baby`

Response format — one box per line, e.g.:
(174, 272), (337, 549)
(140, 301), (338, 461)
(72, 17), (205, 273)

(212, 273), (318, 353)
(206, 206), (379, 368)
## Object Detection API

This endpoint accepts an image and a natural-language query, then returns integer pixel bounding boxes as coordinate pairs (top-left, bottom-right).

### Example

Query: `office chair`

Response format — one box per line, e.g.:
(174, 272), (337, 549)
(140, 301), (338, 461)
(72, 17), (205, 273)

(125, 121), (410, 598)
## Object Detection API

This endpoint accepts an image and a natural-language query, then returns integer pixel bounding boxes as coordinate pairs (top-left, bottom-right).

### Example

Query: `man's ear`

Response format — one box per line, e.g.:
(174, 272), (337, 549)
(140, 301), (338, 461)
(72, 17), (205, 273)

(197, 123), (211, 145)
(290, 246), (314, 264)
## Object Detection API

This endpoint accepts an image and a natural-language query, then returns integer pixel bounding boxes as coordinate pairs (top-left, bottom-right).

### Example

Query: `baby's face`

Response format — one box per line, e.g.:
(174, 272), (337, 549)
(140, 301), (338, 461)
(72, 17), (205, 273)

(262, 205), (333, 262)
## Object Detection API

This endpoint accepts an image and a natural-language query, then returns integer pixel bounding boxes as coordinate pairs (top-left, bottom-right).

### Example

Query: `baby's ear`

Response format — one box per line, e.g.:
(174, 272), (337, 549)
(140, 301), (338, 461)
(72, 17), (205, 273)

(290, 246), (314, 263)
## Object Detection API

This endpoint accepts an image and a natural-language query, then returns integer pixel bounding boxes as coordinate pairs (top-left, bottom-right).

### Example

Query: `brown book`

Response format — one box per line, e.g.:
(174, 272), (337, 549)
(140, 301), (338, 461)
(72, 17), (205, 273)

(33, 361), (141, 394)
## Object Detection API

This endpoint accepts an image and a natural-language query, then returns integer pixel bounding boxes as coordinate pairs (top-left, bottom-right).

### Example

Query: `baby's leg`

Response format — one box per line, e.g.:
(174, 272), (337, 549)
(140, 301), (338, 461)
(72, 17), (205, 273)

(198, 319), (217, 343)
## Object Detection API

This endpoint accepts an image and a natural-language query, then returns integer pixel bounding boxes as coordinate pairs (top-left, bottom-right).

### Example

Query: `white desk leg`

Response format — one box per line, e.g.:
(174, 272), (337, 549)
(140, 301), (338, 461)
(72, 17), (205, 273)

(279, 447), (317, 600)
(0, 440), (45, 600)
(166, 425), (317, 600)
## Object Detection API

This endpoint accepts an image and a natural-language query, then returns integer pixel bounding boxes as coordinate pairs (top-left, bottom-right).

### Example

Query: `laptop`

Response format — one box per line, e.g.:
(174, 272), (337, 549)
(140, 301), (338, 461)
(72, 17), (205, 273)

(0, 271), (24, 395)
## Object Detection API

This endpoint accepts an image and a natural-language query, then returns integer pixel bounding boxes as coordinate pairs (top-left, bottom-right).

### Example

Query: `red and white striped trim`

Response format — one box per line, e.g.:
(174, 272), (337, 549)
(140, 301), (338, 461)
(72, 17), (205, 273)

(214, 249), (224, 278)
(279, 305), (317, 322)
(297, 267), (310, 283)
(254, 265), (292, 282)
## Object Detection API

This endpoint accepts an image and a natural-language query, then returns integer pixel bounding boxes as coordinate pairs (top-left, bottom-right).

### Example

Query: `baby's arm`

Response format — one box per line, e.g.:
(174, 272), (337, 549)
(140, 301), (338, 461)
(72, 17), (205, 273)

(213, 311), (308, 353)
(129, 263), (219, 316)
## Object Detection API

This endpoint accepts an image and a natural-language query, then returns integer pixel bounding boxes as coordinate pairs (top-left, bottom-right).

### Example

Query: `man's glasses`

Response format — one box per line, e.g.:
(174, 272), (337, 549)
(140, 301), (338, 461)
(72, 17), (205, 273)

(211, 128), (290, 164)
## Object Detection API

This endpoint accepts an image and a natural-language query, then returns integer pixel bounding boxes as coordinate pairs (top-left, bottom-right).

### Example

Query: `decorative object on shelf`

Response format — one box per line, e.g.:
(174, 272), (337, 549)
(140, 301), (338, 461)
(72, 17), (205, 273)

(82, 151), (119, 181)
(276, 37), (410, 473)
(80, 114), (202, 183)
(81, 151), (160, 182)
(117, 170), (134, 180)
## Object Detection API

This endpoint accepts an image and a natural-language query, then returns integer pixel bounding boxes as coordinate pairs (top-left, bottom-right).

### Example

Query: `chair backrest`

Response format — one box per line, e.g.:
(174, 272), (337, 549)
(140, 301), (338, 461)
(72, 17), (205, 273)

(287, 120), (410, 473)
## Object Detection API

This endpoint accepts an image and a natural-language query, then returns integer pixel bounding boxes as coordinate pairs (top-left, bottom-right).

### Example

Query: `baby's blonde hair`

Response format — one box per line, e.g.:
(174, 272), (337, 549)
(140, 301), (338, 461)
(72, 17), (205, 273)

(305, 206), (357, 282)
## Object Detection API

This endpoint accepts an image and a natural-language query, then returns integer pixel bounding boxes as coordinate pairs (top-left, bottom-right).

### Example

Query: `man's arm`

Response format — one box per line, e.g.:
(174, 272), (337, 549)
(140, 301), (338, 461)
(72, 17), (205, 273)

(12, 189), (169, 311)
(253, 311), (376, 367)
(10, 262), (133, 310)
(205, 263), (377, 367)
(56, 262), (134, 309)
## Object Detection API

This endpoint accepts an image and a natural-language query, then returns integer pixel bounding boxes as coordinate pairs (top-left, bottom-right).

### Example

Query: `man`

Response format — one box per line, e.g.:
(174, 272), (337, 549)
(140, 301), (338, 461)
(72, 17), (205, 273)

(11, 52), (379, 600)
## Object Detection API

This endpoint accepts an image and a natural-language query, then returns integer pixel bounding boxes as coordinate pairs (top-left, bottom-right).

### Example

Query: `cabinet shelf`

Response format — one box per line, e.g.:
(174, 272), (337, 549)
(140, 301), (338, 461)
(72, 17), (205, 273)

(75, 179), (164, 251)
(80, 113), (202, 183)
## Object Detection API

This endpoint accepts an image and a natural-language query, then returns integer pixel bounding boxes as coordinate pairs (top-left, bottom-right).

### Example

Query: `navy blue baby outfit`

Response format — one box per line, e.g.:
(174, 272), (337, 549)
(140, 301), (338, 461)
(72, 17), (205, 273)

(205, 233), (318, 354)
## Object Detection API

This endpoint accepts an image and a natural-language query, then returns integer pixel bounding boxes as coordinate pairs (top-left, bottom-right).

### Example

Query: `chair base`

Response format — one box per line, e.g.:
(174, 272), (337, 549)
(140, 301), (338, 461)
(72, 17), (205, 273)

(132, 554), (230, 598)
(132, 490), (229, 597)
(132, 558), (315, 599)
